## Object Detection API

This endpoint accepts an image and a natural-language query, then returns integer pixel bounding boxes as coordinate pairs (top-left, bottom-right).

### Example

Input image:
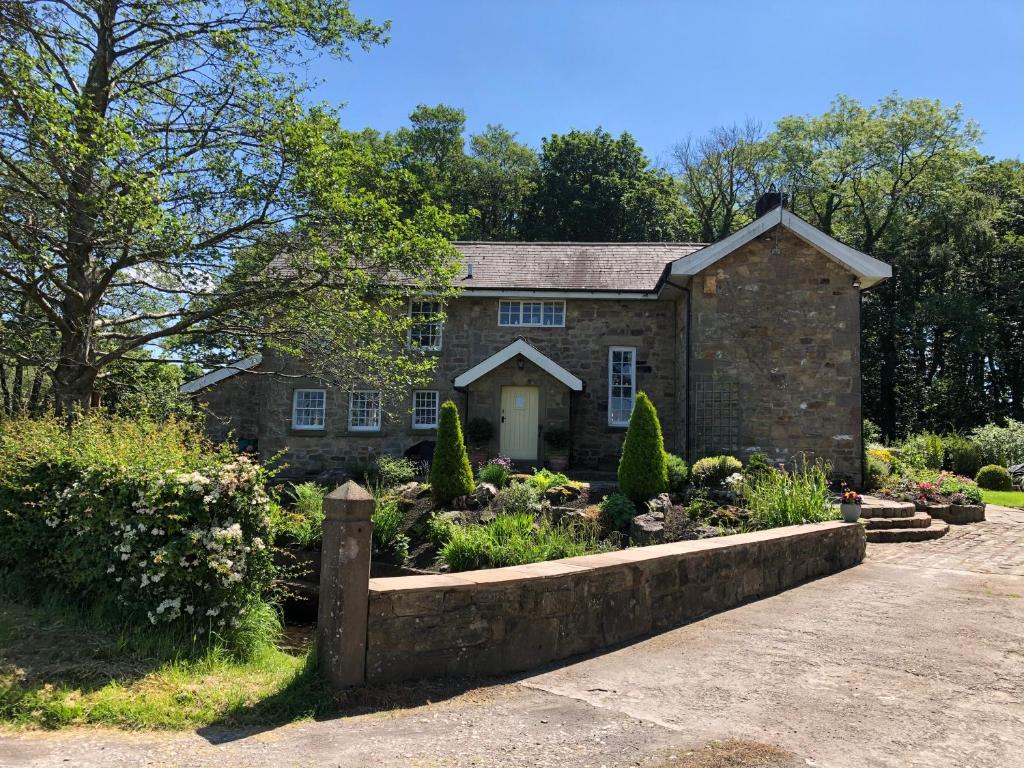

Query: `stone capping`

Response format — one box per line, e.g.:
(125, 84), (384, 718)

(369, 521), (854, 594)
(365, 521), (866, 684)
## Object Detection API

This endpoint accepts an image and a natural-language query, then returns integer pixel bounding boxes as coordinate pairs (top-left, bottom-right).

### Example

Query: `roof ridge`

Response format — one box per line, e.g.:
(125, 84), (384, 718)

(452, 241), (709, 247)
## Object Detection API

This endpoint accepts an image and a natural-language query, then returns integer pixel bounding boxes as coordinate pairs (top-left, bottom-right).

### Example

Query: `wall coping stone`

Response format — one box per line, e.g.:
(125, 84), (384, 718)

(369, 521), (857, 593)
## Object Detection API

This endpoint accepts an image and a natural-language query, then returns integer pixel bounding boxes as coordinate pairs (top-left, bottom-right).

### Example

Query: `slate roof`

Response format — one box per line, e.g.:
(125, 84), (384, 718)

(452, 242), (706, 293)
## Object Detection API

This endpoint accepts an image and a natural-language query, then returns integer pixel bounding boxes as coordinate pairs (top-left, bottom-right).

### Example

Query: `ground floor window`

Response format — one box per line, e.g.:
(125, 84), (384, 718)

(412, 390), (439, 429)
(349, 390), (381, 432)
(608, 346), (636, 426)
(292, 389), (326, 430)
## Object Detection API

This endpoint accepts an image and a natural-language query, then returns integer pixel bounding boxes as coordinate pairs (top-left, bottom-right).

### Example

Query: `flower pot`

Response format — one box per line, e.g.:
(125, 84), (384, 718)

(840, 502), (861, 523)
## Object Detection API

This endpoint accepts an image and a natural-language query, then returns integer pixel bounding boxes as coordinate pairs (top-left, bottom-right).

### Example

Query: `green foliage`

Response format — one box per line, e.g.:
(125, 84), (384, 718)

(942, 435), (987, 478)
(976, 464), (1013, 491)
(864, 453), (889, 492)
(738, 459), (837, 528)
(935, 473), (983, 504)
(494, 481), (541, 516)
(900, 433), (945, 470)
(970, 420), (1024, 466)
(438, 514), (607, 572)
(477, 457), (512, 488)
(691, 455), (743, 487)
(430, 401), (474, 505)
(373, 455), (419, 490)
(664, 453), (689, 492)
(599, 493), (636, 532)
(863, 419), (882, 445)
(426, 513), (458, 548)
(370, 498), (409, 564)
(0, 417), (275, 654)
(464, 417), (494, 448)
(543, 426), (571, 451)
(527, 468), (572, 493)
(743, 453), (774, 481)
(272, 482), (326, 548)
(617, 392), (669, 502)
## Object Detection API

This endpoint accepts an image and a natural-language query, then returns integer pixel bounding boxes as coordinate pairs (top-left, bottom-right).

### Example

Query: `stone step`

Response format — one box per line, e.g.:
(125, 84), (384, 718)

(865, 519), (949, 543)
(859, 499), (917, 519)
(862, 512), (933, 530)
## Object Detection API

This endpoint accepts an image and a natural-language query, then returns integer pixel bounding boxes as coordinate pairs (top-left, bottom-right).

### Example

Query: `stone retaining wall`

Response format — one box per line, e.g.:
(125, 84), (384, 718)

(365, 521), (865, 683)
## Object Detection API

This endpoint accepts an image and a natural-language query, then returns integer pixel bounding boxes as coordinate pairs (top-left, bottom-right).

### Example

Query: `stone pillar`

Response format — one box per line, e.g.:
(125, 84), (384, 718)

(317, 480), (374, 688)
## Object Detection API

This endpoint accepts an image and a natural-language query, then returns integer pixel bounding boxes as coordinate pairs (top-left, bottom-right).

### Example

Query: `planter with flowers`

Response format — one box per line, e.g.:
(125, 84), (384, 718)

(840, 489), (863, 522)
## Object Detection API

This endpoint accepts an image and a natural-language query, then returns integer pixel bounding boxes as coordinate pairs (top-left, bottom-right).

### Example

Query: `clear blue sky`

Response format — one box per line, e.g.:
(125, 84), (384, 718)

(305, 0), (1023, 162)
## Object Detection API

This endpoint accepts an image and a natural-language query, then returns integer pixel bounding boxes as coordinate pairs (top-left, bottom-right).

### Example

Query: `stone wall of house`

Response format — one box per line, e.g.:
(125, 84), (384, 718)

(196, 296), (680, 480)
(687, 228), (863, 485)
(364, 521), (866, 683)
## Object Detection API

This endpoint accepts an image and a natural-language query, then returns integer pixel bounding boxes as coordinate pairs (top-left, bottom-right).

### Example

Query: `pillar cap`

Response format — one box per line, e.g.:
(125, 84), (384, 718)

(323, 480), (375, 521)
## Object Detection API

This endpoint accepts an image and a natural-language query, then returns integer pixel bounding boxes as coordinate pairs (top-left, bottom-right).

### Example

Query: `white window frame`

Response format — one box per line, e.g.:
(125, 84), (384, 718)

(408, 299), (443, 351)
(411, 390), (439, 430)
(348, 390), (382, 432)
(497, 299), (566, 328)
(292, 389), (326, 431)
(607, 347), (636, 427)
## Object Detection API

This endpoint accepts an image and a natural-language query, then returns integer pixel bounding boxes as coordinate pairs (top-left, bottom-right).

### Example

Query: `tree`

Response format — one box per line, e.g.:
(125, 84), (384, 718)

(0, 1), (460, 419)
(617, 392), (668, 503)
(464, 125), (538, 240)
(526, 129), (691, 241)
(430, 400), (474, 505)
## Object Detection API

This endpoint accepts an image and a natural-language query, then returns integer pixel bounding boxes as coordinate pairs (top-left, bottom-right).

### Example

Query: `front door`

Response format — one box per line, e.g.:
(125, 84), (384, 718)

(500, 386), (539, 461)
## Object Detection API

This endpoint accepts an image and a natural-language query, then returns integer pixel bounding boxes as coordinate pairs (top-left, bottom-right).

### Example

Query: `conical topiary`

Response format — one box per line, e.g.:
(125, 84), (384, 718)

(430, 400), (475, 505)
(617, 391), (668, 503)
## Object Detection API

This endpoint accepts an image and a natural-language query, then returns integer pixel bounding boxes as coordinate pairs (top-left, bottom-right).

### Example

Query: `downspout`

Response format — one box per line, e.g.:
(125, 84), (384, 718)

(665, 276), (693, 464)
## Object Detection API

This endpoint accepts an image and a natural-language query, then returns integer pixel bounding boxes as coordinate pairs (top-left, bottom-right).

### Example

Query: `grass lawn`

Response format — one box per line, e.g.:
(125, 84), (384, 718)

(982, 489), (1024, 509)
(0, 594), (337, 730)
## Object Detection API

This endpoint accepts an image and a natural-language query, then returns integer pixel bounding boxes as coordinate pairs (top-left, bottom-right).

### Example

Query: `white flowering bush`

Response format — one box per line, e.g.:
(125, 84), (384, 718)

(0, 417), (276, 645)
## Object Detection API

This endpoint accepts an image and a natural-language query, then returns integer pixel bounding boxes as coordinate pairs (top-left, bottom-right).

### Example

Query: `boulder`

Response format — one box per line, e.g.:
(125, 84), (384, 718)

(708, 505), (751, 527)
(646, 493), (672, 519)
(451, 482), (498, 511)
(629, 513), (666, 546)
(545, 483), (583, 505)
(508, 473), (533, 485)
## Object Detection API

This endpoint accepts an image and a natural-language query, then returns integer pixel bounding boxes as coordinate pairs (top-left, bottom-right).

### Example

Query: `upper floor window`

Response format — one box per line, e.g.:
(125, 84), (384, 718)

(409, 300), (443, 351)
(608, 347), (636, 427)
(348, 390), (381, 432)
(498, 300), (565, 327)
(292, 389), (326, 431)
(412, 390), (439, 429)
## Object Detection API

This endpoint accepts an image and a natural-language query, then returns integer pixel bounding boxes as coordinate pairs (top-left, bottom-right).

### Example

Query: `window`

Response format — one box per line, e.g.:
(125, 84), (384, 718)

(409, 300), (443, 351)
(348, 390), (381, 432)
(497, 300), (565, 327)
(412, 390), (439, 429)
(292, 389), (326, 430)
(607, 347), (636, 426)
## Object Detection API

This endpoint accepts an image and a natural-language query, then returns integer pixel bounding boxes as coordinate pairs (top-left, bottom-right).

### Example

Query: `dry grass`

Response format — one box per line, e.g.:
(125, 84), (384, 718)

(651, 739), (803, 768)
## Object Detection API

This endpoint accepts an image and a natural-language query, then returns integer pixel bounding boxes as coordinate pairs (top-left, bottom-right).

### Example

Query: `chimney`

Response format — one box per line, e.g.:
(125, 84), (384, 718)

(755, 184), (789, 219)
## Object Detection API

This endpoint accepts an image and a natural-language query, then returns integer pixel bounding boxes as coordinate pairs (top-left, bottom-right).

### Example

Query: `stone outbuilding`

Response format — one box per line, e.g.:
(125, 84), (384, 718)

(183, 202), (891, 486)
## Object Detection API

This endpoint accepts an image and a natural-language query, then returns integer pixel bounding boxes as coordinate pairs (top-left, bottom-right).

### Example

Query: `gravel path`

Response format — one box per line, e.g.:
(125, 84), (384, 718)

(2, 507), (1022, 768)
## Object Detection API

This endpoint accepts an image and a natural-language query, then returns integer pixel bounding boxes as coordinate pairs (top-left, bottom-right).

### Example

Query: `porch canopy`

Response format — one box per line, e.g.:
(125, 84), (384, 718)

(453, 339), (583, 391)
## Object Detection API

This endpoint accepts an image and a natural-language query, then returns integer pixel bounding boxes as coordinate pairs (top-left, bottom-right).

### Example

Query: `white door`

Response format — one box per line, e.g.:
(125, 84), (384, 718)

(500, 386), (539, 461)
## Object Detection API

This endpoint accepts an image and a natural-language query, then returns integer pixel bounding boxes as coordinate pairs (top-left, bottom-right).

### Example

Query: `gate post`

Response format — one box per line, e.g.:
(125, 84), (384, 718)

(317, 481), (374, 687)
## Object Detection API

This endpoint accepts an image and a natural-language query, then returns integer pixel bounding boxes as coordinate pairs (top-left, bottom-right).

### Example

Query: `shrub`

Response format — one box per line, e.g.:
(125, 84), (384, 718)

(976, 464), (1013, 491)
(743, 452), (773, 481)
(599, 492), (635, 532)
(374, 455), (419, 489)
(665, 454), (688, 492)
(691, 455), (743, 487)
(430, 400), (474, 505)
(528, 468), (571, 493)
(739, 458), (836, 528)
(273, 482), (326, 547)
(864, 454), (889, 491)
(464, 417), (494, 449)
(901, 432), (945, 470)
(544, 426), (571, 451)
(426, 513), (458, 548)
(863, 419), (882, 445)
(494, 480), (541, 516)
(438, 513), (606, 572)
(942, 435), (986, 478)
(477, 456), (513, 487)
(370, 498), (409, 563)
(970, 420), (1024, 466)
(936, 472), (983, 504)
(617, 392), (668, 502)
(0, 416), (275, 653)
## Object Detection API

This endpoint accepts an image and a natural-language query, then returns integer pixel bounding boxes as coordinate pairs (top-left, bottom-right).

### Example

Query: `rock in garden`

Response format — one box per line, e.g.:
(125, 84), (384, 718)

(545, 483), (582, 505)
(475, 482), (498, 505)
(630, 513), (666, 546)
(646, 492), (672, 519)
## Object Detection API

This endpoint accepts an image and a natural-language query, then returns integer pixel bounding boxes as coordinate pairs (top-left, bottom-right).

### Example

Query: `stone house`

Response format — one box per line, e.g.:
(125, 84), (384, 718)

(183, 203), (890, 486)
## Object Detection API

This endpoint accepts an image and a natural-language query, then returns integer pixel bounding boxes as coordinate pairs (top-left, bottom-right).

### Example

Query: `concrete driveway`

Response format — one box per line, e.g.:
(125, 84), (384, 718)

(3, 506), (1022, 768)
